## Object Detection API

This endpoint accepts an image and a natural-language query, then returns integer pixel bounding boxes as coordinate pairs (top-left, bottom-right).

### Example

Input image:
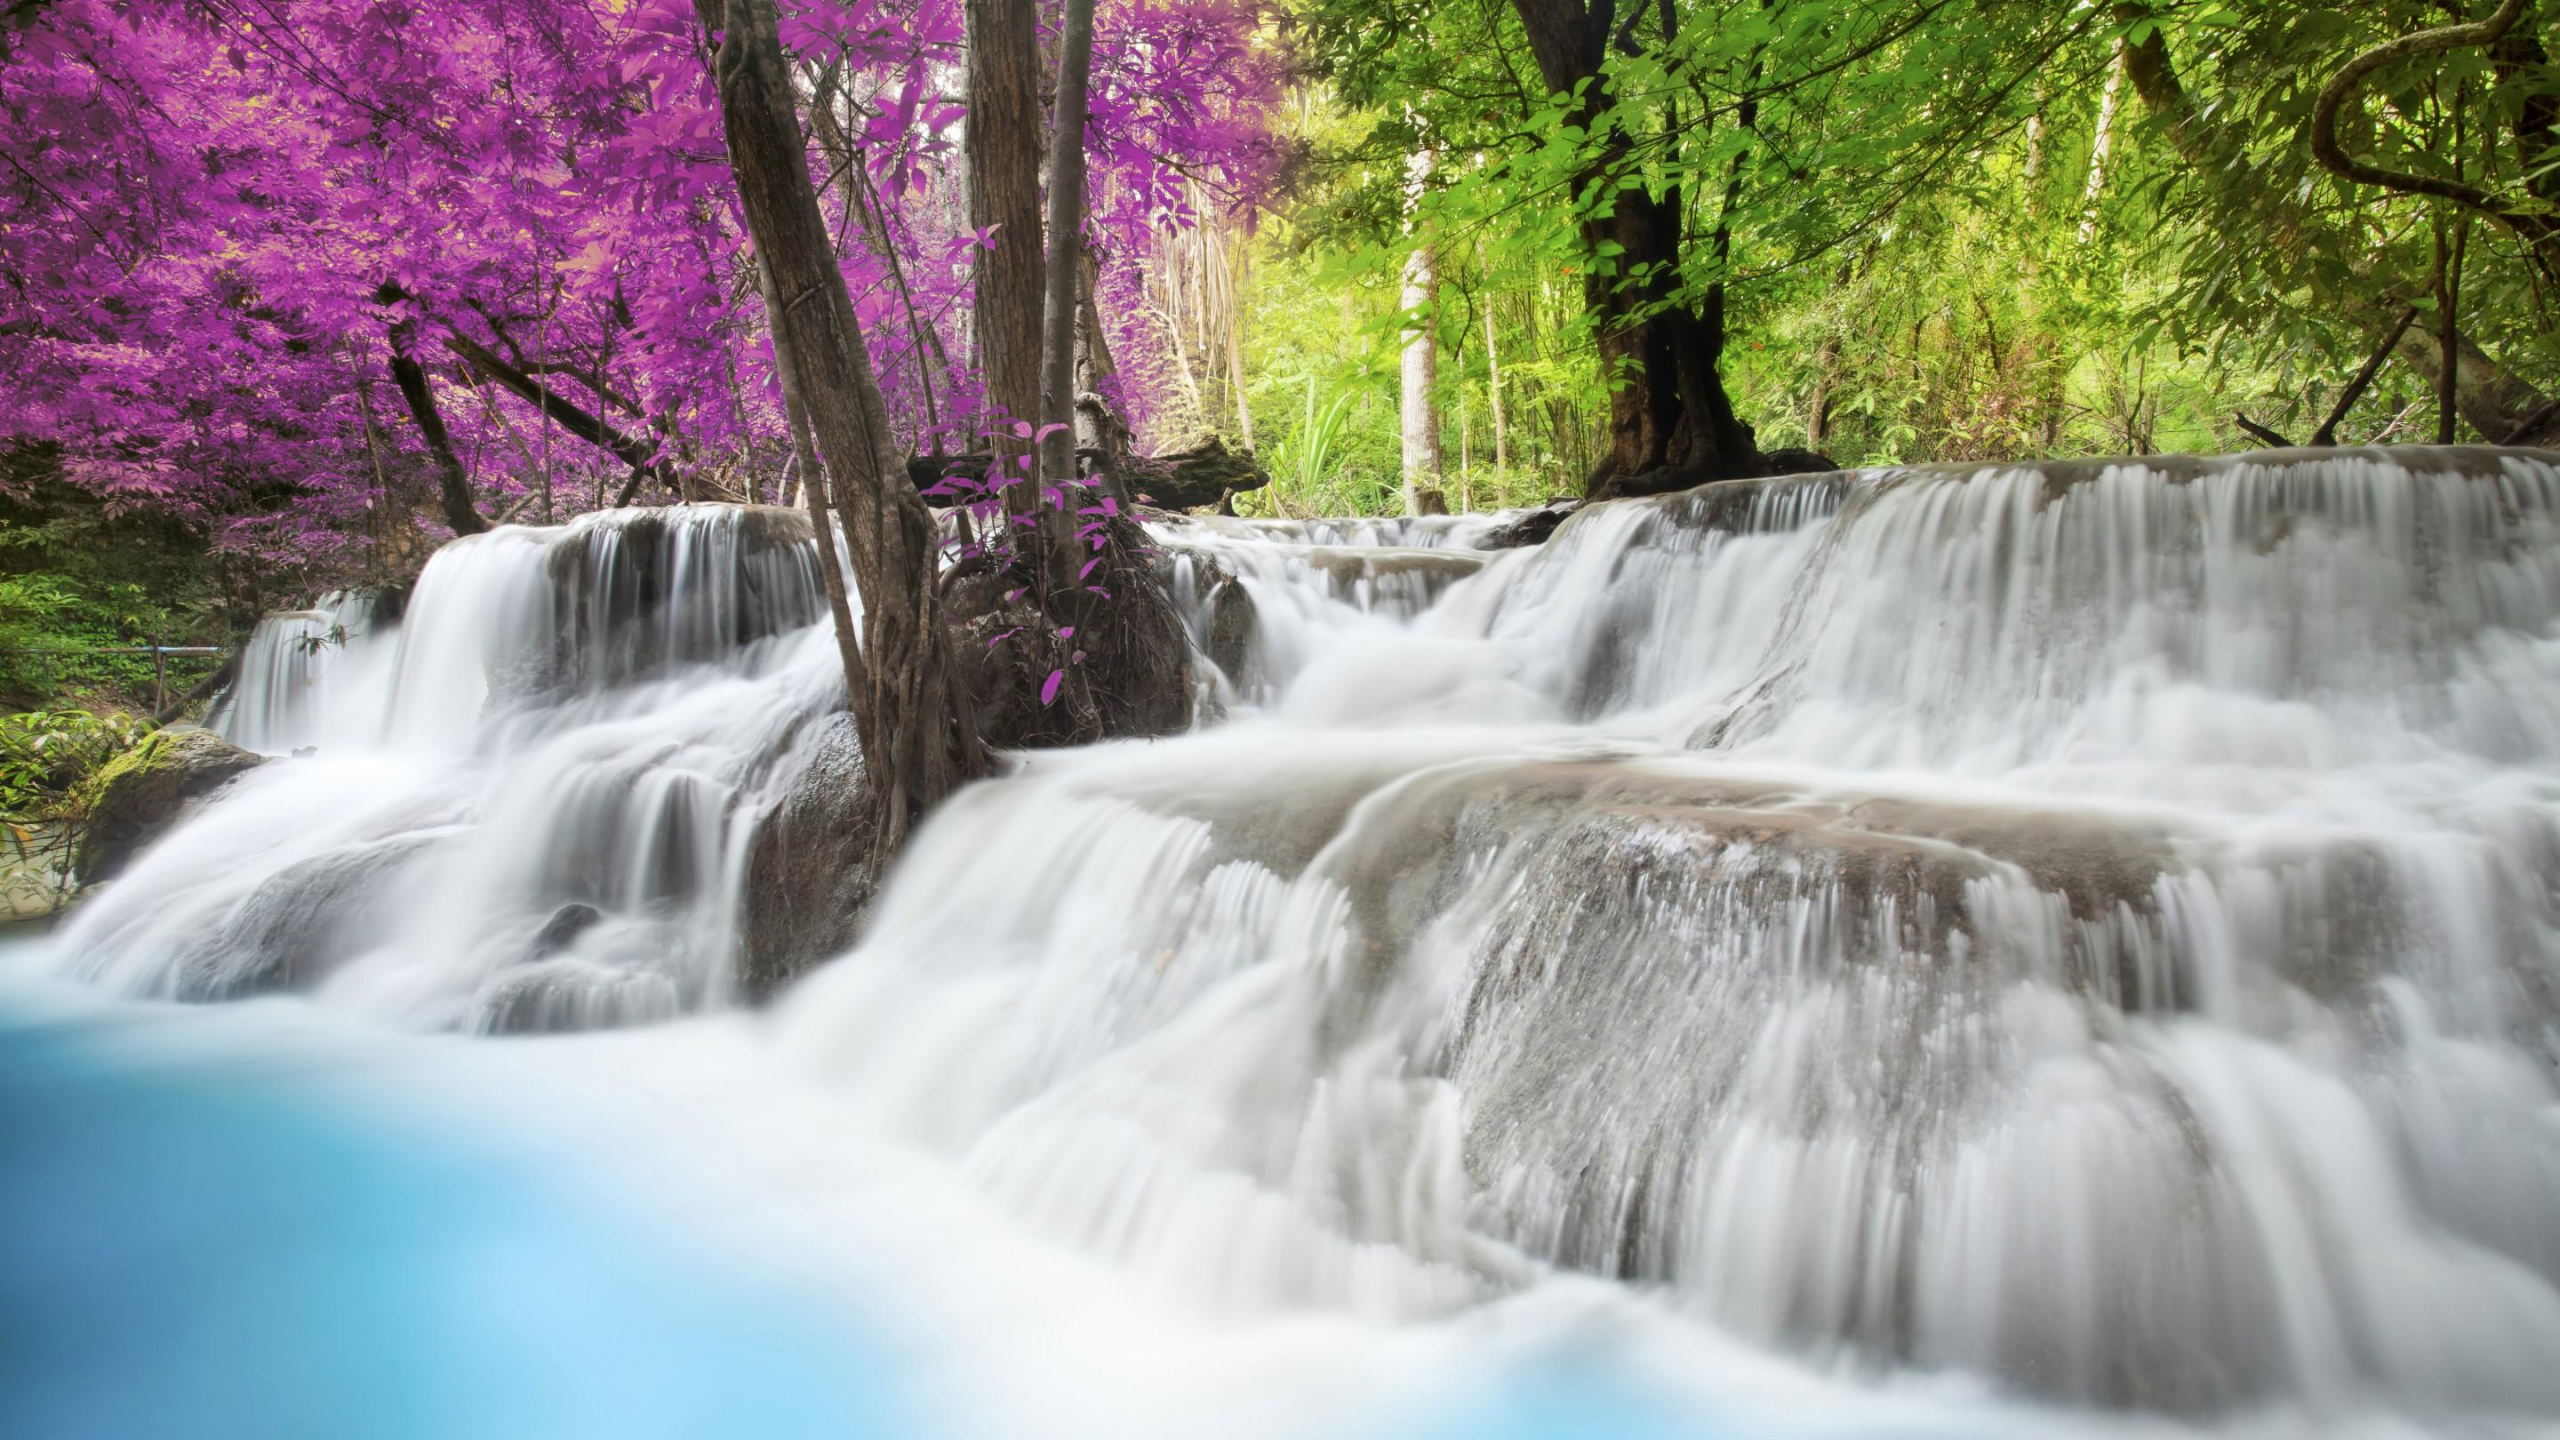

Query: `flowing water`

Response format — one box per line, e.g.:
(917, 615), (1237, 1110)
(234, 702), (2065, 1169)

(13, 446), (2560, 1437)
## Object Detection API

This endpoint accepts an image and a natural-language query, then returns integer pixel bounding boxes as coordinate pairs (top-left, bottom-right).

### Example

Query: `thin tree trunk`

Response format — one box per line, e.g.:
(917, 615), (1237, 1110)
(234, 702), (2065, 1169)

(1074, 246), (1132, 498)
(697, 0), (982, 847)
(2439, 213), (2469, 444)
(348, 344), (396, 573)
(1482, 286), (1508, 471)
(967, 0), (1046, 486)
(2078, 42), (2126, 244)
(1399, 146), (1443, 515)
(1038, 0), (1098, 495)
(1806, 337), (1840, 449)
(762, 261), (869, 706)
(1458, 394), (1471, 511)
(1227, 238), (1255, 451)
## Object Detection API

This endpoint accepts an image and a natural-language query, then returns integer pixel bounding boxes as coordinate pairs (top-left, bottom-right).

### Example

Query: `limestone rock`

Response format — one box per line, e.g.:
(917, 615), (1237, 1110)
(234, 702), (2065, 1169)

(1477, 500), (1582, 550)
(74, 727), (266, 884)
(737, 714), (878, 999)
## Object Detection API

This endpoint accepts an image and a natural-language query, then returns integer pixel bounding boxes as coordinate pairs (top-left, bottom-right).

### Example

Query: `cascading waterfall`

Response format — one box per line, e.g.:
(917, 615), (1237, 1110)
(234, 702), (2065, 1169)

(1153, 513), (1497, 703)
(60, 505), (839, 1032)
(204, 587), (399, 753)
(31, 446), (2560, 1427)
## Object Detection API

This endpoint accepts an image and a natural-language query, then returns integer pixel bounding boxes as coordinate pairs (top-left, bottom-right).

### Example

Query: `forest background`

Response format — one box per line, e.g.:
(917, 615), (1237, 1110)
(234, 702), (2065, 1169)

(6, 0), (2558, 716)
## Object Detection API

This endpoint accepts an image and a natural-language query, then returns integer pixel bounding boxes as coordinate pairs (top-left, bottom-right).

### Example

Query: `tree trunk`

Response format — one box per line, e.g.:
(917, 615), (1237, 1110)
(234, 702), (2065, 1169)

(1226, 240), (1255, 453)
(1039, 0), (1098, 498)
(1510, 0), (1760, 499)
(2077, 41), (2126, 243)
(1483, 287), (1509, 472)
(761, 261), (869, 709)
(967, 0), (1047, 487)
(384, 329), (488, 536)
(1399, 147), (1444, 515)
(1074, 246), (1132, 492)
(2390, 312), (2544, 441)
(697, 0), (982, 849)
(1806, 337), (1840, 449)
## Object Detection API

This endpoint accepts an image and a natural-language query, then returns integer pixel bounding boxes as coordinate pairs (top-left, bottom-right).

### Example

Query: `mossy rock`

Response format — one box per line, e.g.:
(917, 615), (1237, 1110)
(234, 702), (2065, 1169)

(74, 726), (265, 884)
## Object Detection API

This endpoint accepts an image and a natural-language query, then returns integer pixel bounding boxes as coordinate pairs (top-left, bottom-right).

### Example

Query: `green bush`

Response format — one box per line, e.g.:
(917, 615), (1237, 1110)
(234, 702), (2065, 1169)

(0, 709), (150, 823)
(1, 448), (237, 710)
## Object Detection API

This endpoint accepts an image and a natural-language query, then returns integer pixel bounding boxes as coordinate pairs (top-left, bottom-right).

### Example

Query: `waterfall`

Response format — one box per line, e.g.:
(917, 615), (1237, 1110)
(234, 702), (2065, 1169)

(204, 588), (398, 754)
(35, 448), (2560, 1423)
(60, 505), (840, 1031)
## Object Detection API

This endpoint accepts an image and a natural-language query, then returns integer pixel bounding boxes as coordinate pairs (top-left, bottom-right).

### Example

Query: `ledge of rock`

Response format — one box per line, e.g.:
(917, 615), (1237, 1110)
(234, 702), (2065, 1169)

(74, 727), (267, 885)
(737, 714), (878, 1000)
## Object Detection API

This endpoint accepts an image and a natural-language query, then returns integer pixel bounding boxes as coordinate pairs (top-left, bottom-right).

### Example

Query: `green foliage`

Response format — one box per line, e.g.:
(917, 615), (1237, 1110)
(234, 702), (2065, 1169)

(1, 450), (238, 709)
(1262, 383), (1364, 509)
(1248, 0), (2560, 516)
(0, 709), (149, 823)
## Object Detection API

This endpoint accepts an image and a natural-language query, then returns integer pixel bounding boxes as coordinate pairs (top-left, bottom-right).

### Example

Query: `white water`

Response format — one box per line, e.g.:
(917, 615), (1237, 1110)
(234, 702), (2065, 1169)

(74, 505), (835, 1028)
(29, 448), (2560, 1433)
(202, 587), (397, 753)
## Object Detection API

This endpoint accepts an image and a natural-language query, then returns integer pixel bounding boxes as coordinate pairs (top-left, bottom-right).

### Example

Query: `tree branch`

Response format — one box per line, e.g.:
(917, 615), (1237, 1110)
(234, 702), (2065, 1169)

(2310, 305), (2419, 445)
(2311, 0), (2546, 242)
(442, 334), (671, 491)
(384, 326), (490, 535)
(2234, 411), (2295, 448)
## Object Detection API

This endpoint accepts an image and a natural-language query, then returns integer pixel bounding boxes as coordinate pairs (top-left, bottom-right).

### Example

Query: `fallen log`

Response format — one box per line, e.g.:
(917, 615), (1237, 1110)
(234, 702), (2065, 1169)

(908, 436), (1269, 512)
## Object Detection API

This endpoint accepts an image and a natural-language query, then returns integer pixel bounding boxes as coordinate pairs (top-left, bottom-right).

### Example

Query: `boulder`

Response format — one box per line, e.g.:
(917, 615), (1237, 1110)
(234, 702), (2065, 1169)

(1759, 446), (1842, 477)
(73, 727), (266, 884)
(474, 959), (681, 1035)
(542, 504), (820, 688)
(1204, 564), (1257, 682)
(170, 831), (437, 999)
(940, 512), (1198, 750)
(1477, 500), (1582, 550)
(1148, 547), (1261, 695)
(736, 714), (879, 999)
(529, 901), (603, 958)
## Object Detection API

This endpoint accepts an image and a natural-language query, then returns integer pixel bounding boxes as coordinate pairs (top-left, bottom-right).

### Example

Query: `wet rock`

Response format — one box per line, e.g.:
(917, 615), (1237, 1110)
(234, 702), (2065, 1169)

(1281, 757), (2215, 1403)
(1309, 760), (2191, 1041)
(1297, 547), (1487, 593)
(1760, 446), (1841, 477)
(530, 901), (603, 958)
(171, 832), (437, 999)
(1205, 565), (1257, 682)
(737, 714), (878, 1000)
(1477, 501), (1582, 549)
(1149, 548), (1261, 699)
(74, 727), (267, 884)
(475, 959), (681, 1035)
(542, 504), (822, 689)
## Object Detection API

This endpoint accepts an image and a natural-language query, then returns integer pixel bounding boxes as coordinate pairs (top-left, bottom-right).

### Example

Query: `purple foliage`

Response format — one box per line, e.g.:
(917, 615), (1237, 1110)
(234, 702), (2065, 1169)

(0, 0), (1285, 578)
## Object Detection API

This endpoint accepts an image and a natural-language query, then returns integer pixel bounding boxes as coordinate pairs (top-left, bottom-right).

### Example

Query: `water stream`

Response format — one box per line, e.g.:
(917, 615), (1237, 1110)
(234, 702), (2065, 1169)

(13, 446), (2560, 1436)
